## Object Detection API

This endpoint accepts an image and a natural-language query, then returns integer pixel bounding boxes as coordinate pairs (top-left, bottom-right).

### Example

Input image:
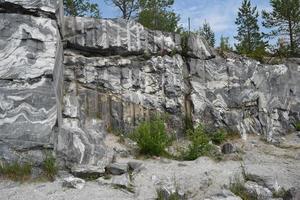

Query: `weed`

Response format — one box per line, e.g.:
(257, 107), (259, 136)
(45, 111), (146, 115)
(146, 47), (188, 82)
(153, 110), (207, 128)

(42, 154), (58, 181)
(130, 116), (171, 156)
(295, 121), (300, 131)
(229, 174), (253, 200)
(0, 162), (32, 182)
(157, 189), (183, 200)
(272, 188), (287, 198)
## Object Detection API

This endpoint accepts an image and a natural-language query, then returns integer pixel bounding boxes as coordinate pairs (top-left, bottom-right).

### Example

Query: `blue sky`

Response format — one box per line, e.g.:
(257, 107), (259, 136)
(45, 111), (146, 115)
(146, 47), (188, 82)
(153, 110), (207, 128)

(93, 0), (272, 46)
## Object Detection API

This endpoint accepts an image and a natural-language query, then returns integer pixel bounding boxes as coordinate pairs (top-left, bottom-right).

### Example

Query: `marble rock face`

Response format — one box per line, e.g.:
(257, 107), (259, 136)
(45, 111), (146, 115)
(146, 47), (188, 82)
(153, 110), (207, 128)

(0, 0), (58, 13)
(0, 2), (62, 164)
(63, 16), (181, 55)
(0, 7), (299, 170)
(188, 54), (300, 141)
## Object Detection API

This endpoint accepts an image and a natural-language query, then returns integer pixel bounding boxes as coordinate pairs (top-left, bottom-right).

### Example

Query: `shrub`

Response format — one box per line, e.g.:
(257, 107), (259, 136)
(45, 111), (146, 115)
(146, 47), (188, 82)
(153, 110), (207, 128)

(42, 154), (58, 181)
(210, 129), (226, 145)
(0, 162), (32, 181)
(157, 189), (183, 200)
(295, 122), (300, 131)
(180, 124), (213, 161)
(130, 116), (171, 156)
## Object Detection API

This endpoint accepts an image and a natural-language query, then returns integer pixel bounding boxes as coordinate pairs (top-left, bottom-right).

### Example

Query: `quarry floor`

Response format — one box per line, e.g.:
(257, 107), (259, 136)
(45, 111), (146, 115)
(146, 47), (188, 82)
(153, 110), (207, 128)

(0, 133), (300, 200)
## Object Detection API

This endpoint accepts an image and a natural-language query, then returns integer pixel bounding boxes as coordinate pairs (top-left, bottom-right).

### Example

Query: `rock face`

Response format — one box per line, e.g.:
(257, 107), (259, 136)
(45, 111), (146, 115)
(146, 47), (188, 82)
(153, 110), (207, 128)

(0, 0), (63, 164)
(0, 1), (299, 171)
(188, 53), (300, 141)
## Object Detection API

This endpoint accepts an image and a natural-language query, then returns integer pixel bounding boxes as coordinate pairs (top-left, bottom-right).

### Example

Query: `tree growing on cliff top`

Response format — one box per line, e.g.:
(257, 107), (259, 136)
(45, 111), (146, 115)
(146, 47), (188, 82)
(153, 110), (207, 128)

(138, 0), (180, 32)
(198, 21), (215, 47)
(220, 35), (231, 52)
(262, 0), (300, 56)
(64, 0), (100, 18)
(105, 0), (139, 20)
(235, 0), (266, 57)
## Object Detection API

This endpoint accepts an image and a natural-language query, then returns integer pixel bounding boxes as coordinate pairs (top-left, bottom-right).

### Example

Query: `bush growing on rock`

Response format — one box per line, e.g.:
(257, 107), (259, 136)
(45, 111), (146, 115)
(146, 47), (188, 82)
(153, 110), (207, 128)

(210, 129), (226, 145)
(180, 124), (214, 161)
(130, 116), (171, 156)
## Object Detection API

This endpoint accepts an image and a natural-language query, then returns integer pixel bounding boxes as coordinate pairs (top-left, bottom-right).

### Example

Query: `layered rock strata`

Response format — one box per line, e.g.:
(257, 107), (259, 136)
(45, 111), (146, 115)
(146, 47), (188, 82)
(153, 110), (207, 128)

(0, 2), (299, 170)
(0, 0), (63, 164)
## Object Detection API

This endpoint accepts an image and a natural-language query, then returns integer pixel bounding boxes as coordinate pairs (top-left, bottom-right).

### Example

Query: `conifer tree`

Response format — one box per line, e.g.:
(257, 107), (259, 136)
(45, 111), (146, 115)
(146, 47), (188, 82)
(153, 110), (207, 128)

(199, 21), (215, 47)
(262, 0), (300, 55)
(235, 0), (265, 55)
(220, 35), (231, 52)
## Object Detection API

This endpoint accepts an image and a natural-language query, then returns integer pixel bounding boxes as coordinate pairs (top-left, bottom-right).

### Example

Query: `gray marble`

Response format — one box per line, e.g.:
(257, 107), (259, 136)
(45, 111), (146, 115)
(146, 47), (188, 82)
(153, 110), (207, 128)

(0, 0), (58, 13)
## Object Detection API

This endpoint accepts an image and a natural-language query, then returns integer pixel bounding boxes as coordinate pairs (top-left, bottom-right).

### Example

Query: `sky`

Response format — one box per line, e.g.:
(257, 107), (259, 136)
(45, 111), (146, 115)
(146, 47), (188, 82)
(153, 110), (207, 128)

(93, 0), (273, 46)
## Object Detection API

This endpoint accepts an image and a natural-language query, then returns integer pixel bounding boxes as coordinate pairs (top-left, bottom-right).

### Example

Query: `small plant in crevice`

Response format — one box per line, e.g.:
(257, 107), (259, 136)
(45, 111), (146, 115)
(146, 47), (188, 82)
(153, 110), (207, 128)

(295, 121), (300, 131)
(180, 31), (190, 56)
(129, 116), (172, 156)
(0, 161), (32, 182)
(272, 188), (287, 198)
(156, 177), (186, 200)
(229, 174), (253, 200)
(156, 189), (184, 200)
(42, 153), (58, 181)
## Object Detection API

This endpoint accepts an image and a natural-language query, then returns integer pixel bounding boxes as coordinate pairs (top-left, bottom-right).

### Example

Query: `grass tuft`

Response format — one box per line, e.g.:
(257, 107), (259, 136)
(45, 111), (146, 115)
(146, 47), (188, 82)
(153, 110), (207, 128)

(295, 121), (300, 131)
(42, 154), (58, 181)
(0, 162), (32, 182)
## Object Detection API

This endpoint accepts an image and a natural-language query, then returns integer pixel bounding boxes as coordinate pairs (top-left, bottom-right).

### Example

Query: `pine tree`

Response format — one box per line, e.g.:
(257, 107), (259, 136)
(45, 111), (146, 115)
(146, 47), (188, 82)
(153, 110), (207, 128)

(138, 0), (180, 32)
(199, 21), (215, 47)
(262, 0), (300, 55)
(105, 0), (139, 20)
(64, 0), (100, 18)
(235, 0), (265, 56)
(220, 35), (231, 52)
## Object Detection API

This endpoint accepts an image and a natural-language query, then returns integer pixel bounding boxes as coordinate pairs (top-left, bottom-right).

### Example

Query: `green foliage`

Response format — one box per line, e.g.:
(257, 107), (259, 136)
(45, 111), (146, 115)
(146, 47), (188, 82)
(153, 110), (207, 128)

(63, 0), (100, 18)
(180, 31), (190, 56)
(220, 35), (231, 52)
(104, 0), (139, 19)
(229, 175), (253, 200)
(262, 0), (300, 56)
(295, 121), (300, 131)
(235, 0), (266, 58)
(272, 188), (287, 198)
(198, 21), (215, 47)
(156, 189), (183, 200)
(130, 116), (171, 156)
(180, 124), (239, 161)
(42, 154), (58, 181)
(0, 162), (32, 182)
(180, 124), (214, 161)
(210, 129), (226, 145)
(138, 0), (180, 32)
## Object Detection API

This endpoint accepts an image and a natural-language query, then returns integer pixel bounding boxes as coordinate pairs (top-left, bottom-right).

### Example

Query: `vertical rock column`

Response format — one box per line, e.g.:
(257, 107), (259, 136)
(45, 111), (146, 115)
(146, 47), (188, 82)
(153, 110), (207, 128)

(0, 0), (63, 164)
